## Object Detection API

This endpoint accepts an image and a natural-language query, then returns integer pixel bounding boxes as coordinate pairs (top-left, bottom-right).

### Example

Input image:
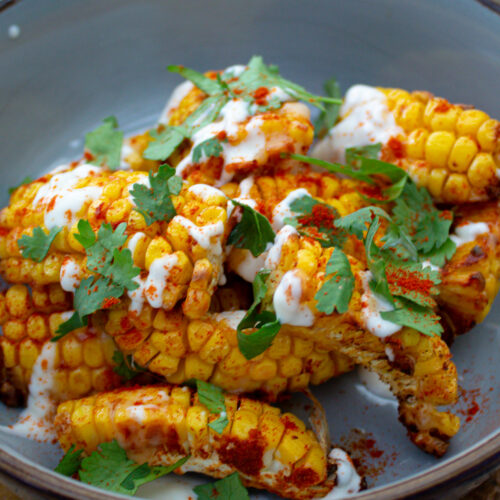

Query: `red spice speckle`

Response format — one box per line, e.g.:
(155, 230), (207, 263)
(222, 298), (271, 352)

(219, 429), (265, 476)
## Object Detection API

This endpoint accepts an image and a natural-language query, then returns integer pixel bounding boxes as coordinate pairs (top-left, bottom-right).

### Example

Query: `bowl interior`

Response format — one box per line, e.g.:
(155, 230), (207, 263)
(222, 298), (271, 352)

(0, 0), (499, 498)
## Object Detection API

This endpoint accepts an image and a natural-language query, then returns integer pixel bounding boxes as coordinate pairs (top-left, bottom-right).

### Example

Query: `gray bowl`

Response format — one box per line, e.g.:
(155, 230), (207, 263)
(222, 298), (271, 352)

(0, 1), (499, 499)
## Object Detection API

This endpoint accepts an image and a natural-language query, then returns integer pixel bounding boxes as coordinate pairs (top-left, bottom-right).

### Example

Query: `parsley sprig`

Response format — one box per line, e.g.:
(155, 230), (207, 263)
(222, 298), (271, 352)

(196, 380), (229, 434)
(85, 116), (123, 170)
(314, 77), (342, 139)
(53, 221), (140, 340)
(55, 440), (188, 495)
(130, 164), (183, 225)
(112, 351), (147, 381)
(18, 226), (61, 262)
(194, 472), (249, 500)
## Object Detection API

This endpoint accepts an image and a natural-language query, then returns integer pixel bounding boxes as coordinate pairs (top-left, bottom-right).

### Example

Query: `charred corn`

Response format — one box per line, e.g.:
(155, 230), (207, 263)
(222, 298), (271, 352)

(0, 166), (234, 318)
(0, 284), (121, 406)
(312, 84), (500, 203)
(55, 385), (351, 499)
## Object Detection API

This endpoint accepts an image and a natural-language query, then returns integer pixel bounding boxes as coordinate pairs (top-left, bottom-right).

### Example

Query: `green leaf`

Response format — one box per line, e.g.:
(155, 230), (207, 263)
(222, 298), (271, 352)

(17, 226), (61, 262)
(283, 195), (346, 248)
(168, 65), (223, 96)
(192, 137), (225, 164)
(79, 440), (188, 495)
(106, 249), (140, 291)
(74, 276), (123, 317)
(112, 351), (147, 381)
(131, 164), (181, 225)
(425, 238), (456, 267)
(183, 95), (229, 130)
(143, 126), (188, 161)
(237, 269), (271, 330)
(314, 77), (341, 138)
(55, 445), (83, 477)
(8, 176), (33, 195)
(314, 249), (355, 314)
(227, 200), (275, 257)
(345, 143), (381, 165)
(209, 414), (230, 434)
(85, 116), (123, 169)
(73, 219), (96, 248)
(334, 206), (390, 240)
(194, 472), (250, 500)
(52, 312), (87, 342)
(237, 318), (281, 360)
(381, 298), (442, 337)
(196, 380), (228, 434)
(381, 223), (418, 262)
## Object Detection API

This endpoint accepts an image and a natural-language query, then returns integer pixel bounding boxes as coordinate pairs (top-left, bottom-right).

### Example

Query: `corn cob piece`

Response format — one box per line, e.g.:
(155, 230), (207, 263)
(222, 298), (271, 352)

(0, 166), (233, 318)
(0, 284), (122, 406)
(312, 84), (500, 203)
(124, 71), (314, 186)
(95, 301), (354, 398)
(439, 201), (500, 340)
(55, 385), (351, 499)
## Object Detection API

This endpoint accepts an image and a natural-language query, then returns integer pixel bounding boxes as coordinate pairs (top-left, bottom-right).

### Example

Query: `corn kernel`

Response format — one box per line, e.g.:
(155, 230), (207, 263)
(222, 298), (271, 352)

(447, 136), (478, 172)
(425, 131), (455, 168)
(456, 109), (489, 136)
(477, 119), (500, 152)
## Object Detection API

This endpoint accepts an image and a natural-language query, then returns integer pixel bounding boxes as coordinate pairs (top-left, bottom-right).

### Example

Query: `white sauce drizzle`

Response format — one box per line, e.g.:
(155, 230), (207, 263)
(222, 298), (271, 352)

(273, 270), (314, 327)
(264, 225), (297, 270)
(144, 254), (179, 308)
(233, 249), (269, 282)
(385, 346), (395, 362)
(422, 259), (441, 273)
(231, 176), (258, 210)
(127, 232), (146, 259)
(360, 271), (402, 338)
(10, 343), (57, 442)
(158, 80), (195, 125)
(321, 449), (362, 499)
(271, 188), (310, 231)
(450, 222), (489, 247)
(357, 366), (396, 401)
(120, 138), (134, 169)
(188, 184), (226, 202)
(312, 84), (403, 164)
(128, 275), (146, 315)
(59, 256), (82, 293)
(172, 215), (225, 255)
(214, 310), (246, 330)
(32, 164), (103, 229)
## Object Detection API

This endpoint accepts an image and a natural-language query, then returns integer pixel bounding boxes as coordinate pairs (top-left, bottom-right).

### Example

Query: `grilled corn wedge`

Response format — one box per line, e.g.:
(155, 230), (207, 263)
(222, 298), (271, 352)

(0, 285), (121, 406)
(55, 385), (353, 499)
(0, 166), (233, 318)
(312, 85), (500, 203)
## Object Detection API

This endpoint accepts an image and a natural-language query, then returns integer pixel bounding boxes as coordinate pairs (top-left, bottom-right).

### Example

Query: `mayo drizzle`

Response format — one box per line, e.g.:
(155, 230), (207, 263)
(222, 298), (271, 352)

(271, 188), (310, 231)
(59, 256), (82, 293)
(158, 80), (195, 125)
(144, 254), (179, 308)
(450, 222), (489, 247)
(321, 449), (362, 499)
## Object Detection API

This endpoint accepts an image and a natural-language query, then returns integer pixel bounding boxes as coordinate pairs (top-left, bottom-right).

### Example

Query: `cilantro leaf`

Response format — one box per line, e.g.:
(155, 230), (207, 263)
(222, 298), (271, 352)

(227, 200), (275, 257)
(8, 176), (33, 195)
(315, 249), (354, 314)
(381, 298), (442, 337)
(73, 219), (96, 248)
(335, 207), (390, 240)
(52, 312), (87, 342)
(381, 222), (418, 262)
(425, 238), (457, 267)
(283, 195), (346, 248)
(168, 65), (223, 96)
(78, 440), (188, 495)
(18, 226), (61, 262)
(183, 94), (229, 130)
(85, 116), (123, 169)
(112, 351), (146, 381)
(55, 445), (83, 477)
(194, 472), (250, 500)
(74, 276), (123, 317)
(131, 164), (182, 225)
(107, 249), (140, 290)
(345, 143), (381, 165)
(196, 380), (228, 434)
(237, 270), (281, 359)
(143, 126), (188, 161)
(192, 137), (225, 163)
(314, 77), (341, 138)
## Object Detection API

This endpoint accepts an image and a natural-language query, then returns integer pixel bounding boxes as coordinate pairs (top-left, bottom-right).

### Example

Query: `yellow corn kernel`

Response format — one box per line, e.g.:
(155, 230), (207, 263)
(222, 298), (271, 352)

(447, 136), (478, 172)
(292, 337), (314, 357)
(198, 328), (230, 364)
(148, 352), (180, 376)
(430, 106), (460, 132)
(26, 314), (49, 341)
(279, 356), (303, 378)
(18, 339), (39, 370)
(61, 335), (84, 368)
(427, 168), (448, 198)
(396, 100), (425, 132)
(186, 405), (209, 454)
(267, 334), (291, 360)
(150, 330), (187, 358)
(3, 320), (26, 341)
(231, 409), (259, 440)
(187, 320), (213, 352)
(456, 109), (489, 136)
(94, 402), (114, 444)
(144, 237), (173, 271)
(406, 129), (429, 159)
(477, 119), (500, 152)
(218, 347), (248, 377)
(68, 366), (93, 398)
(71, 398), (100, 451)
(184, 353), (214, 380)
(425, 131), (455, 168)
(106, 199), (133, 225)
(296, 249), (317, 276)
(6, 284), (30, 318)
(442, 173), (471, 203)
(468, 153), (497, 188)
(249, 358), (278, 381)
(288, 373), (311, 392)
(82, 337), (105, 368)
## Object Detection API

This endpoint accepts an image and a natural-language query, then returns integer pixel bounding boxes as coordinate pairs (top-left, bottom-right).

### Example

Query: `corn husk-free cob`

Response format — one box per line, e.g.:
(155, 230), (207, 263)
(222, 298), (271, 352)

(0, 166), (234, 319)
(55, 385), (357, 500)
(0, 285), (121, 406)
(312, 85), (500, 203)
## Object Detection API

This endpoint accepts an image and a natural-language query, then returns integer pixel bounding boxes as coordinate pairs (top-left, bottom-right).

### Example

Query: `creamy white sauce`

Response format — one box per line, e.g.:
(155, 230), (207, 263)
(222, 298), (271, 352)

(422, 260), (441, 273)
(233, 249), (268, 282)
(32, 164), (103, 229)
(271, 188), (310, 231)
(264, 225), (297, 270)
(127, 232), (146, 259)
(10, 343), (57, 443)
(144, 254), (180, 308)
(158, 80), (195, 125)
(385, 346), (395, 362)
(312, 84), (403, 164)
(172, 216), (225, 255)
(360, 271), (402, 338)
(273, 270), (314, 327)
(128, 275), (146, 315)
(357, 366), (396, 401)
(120, 138), (134, 169)
(222, 64), (247, 78)
(450, 222), (489, 247)
(188, 184), (226, 202)
(231, 175), (258, 210)
(321, 449), (362, 499)
(59, 256), (82, 292)
(214, 310), (246, 330)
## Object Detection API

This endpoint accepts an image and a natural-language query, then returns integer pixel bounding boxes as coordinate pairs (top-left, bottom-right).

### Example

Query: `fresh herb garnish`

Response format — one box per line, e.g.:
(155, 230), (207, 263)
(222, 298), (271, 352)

(283, 194), (346, 248)
(196, 380), (229, 434)
(192, 136), (225, 163)
(112, 351), (147, 381)
(85, 116), (123, 170)
(314, 248), (355, 314)
(54, 221), (140, 340)
(56, 440), (188, 495)
(237, 269), (281, 359)
(18, 226), (61, 262)
(130, 164), (183, 225)
(314, 77), (341, 139)
(227, 200), (275, 257)
(8, 176), (33, 195)
(194, 472), (250, 500)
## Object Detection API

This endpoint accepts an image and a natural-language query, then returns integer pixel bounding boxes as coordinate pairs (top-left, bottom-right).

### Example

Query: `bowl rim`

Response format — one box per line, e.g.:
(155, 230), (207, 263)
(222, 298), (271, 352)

(1, 427), (499, 499)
